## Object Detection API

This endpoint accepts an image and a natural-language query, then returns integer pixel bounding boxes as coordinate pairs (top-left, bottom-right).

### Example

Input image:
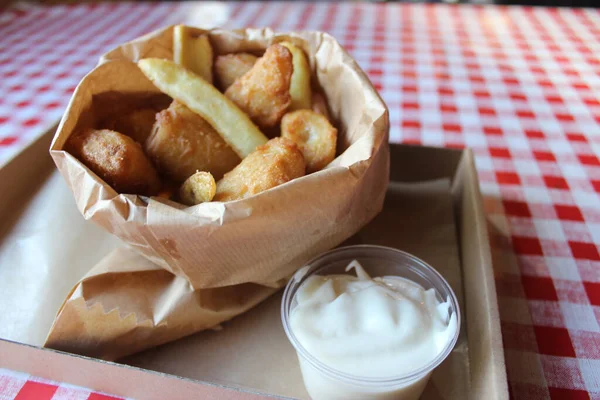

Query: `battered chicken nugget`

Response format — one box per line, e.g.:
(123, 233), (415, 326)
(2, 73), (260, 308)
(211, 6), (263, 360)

(225, 44), (293, 129)
(179, 171), (216, 205)
(214, 53), (258, 91)
(214, 137), (305, 202)
(105, 108), (157, 144)
(281, 110), (337, 173)
(67, 128), (161, 196)
(145, 101), (240, 182)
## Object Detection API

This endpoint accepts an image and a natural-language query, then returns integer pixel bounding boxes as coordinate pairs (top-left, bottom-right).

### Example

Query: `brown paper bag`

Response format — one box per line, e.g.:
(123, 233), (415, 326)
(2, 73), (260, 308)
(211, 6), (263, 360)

(45, 248), (279, 361)
(46, 26), (389, 360)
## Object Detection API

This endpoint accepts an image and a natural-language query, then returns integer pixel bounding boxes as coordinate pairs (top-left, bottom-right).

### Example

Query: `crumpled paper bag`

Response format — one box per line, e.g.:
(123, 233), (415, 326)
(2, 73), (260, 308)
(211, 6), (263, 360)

(45, 247), (279, 361)
(46, 26), (389, 360)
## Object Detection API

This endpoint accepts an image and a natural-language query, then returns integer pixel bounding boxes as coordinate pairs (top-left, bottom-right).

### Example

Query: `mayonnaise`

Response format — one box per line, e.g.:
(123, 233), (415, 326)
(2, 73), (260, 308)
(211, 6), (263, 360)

(289, 260), (457, 400)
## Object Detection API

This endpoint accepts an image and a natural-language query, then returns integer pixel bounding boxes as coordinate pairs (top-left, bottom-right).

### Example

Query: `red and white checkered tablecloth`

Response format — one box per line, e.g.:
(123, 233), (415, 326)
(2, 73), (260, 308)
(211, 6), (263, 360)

(0, 368), (127, 400)
(1, 2), (599, 399)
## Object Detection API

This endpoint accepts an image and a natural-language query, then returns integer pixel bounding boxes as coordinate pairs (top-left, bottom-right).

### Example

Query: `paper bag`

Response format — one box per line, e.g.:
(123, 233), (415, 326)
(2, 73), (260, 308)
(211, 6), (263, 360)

(46, 26), (389, 359)
(45, 248), (279, 360)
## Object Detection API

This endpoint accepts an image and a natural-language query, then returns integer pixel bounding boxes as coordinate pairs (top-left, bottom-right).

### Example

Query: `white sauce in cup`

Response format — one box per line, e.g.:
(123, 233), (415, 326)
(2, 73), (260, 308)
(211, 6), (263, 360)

(289, 260), (457, 399)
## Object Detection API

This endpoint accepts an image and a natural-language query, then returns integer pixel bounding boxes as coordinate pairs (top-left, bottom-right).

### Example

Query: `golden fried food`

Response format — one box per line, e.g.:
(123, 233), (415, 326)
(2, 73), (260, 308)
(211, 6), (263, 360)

(281, 110), (337, 173)
(214, 53), (258, 91)
(225, 44), (293, 129)
(173, 25), (213, 83)
(214, 137), (305, 202)
(157, 183), (177, 200)
(138, 58), (268, 158)
(145, 101), (240, 182)
(104, 108), (157, 144)
(179, 171), (216, 205)
(311, 91), (331, 121)
(67, 128), (161, 196)
(280, 42), (312, 111)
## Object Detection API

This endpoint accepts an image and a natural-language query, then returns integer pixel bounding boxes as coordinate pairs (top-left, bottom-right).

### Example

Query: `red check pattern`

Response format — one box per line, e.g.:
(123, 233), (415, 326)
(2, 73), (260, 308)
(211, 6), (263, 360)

(0, 368), (126, 400)
(1, 2), (599, 399)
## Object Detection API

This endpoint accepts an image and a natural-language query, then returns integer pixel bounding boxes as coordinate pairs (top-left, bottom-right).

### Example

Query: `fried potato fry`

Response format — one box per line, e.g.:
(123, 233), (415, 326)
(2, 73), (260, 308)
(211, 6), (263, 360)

(214, 137), (305, 202)
(281, 110), (337, 173)
(311, 91), (331, 121)
(173, 25), (213, 83)
(280, 42), (312, 111)
(179, 171), (216, 205)
(225, 44), (293, 129)
(214, 53), (258, 91)
(138, 58), (268, 159)
(67, 128), (161, 196)
(104, 108), (157, 144)
(145, 101), (240, 182)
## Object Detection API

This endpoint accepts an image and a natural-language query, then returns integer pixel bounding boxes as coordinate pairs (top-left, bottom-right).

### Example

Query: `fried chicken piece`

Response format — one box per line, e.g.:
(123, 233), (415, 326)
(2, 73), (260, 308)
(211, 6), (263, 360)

(104, 108), (157, 144)
(214, 137), (305, 202)
(214, 53), (258, 91)
(67, 128), (161, 196)
(179, 171), (216, 205)
(145, 101), (240, 183)
(281, 110), (337, 173)
(225, 44), (293, 129)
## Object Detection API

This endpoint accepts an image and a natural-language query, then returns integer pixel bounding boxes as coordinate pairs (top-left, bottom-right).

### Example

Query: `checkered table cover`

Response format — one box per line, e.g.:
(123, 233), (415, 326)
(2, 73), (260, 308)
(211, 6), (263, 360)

(1, 2), (599, 399)
(0, 368), (130, 400)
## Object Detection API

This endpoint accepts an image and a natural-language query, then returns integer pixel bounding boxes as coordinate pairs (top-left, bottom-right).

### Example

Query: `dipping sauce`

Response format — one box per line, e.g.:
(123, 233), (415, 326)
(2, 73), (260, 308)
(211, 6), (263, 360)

(288, 260), (458, 400)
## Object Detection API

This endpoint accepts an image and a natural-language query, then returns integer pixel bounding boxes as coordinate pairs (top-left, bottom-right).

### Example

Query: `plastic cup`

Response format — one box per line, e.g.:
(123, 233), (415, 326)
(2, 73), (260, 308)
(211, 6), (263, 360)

(281, 245), (461, 400)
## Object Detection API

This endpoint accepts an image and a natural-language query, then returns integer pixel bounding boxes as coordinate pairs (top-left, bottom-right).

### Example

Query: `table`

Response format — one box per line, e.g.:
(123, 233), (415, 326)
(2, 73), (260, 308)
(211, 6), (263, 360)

(1, 2), (599, 399)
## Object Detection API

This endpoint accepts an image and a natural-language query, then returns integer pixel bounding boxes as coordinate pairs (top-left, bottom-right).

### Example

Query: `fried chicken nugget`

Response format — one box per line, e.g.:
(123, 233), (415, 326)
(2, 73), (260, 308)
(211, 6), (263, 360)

(225, 44), (293, 129)
(179, 171), (216, 205)
(214, 53), (258, 91)
(281, 110), (337, 173)
(145, 101), (240, 183)
(105, 108), (157, 144)
(214, 137), (305, 202)
(67, 128), (161, 196)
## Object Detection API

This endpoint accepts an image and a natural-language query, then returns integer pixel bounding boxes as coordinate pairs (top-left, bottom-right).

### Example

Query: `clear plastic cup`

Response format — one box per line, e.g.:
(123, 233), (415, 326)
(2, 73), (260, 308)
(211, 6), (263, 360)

(281, 245), (461, 400)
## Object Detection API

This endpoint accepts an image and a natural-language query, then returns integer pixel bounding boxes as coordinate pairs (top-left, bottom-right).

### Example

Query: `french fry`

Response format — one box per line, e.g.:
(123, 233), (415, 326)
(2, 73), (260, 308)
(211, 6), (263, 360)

(173, 25), (213, 83)
(138, 58), (268, 158)
(281, 41), (312, 111)
(179, 171), (216, 205)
